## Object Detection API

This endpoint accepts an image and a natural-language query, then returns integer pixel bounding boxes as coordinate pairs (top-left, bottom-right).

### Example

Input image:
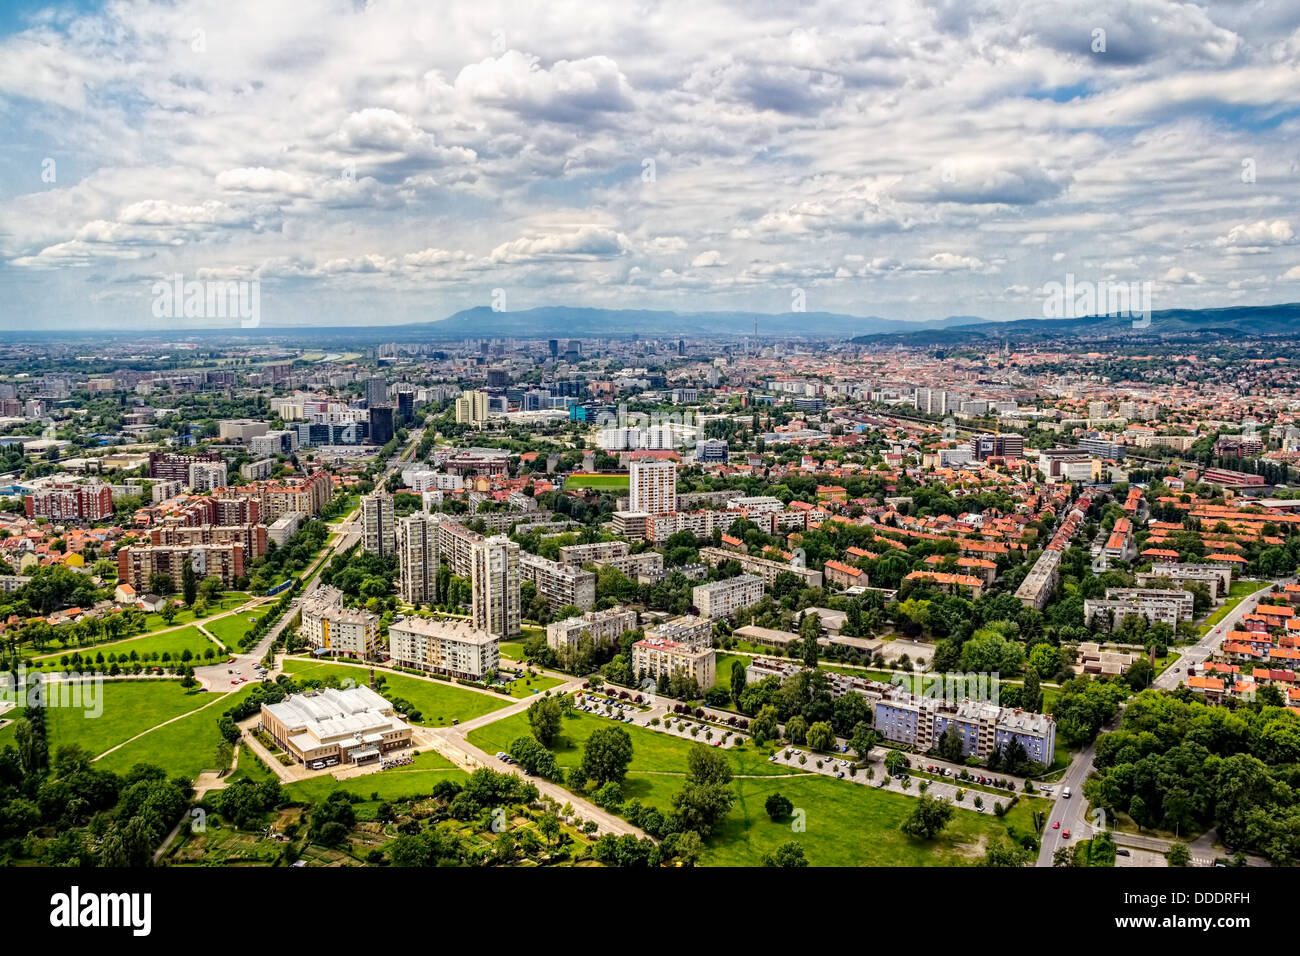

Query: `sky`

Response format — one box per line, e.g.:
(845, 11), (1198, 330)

(2, 0), (1300, 330)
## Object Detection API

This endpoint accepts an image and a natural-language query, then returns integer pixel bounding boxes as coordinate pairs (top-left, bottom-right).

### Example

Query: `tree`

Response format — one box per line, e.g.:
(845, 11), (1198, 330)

(938, 723), (965, 762)
(850, 722), (879, 760)
(765, 792), (794, 822)
(1022, 668), (1043, 712)
(1166, 842), (1191, 867)
(900, 795), (955, 840)
(884, 750), (908, 775)
(730, 658), (747, 705)
(181, 559), (198, 607)
(508, 735), (560, 780)
(980, 837), (1033, 867)
(580, 725), (633, 787)
(685, 742), (732, 787)
(527, 696), (563, 747)
(806, 720), (836, 752)
(762, 840), (809, 867)
(149, 572), (174, 596)
(751, 705), (779, 743)
(785, 714), (808, 745)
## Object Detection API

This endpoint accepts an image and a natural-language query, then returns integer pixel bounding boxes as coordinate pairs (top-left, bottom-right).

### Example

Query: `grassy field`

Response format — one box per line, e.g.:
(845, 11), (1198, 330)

(31, 624), (220, 665)
(282, 659), (515, 726)
(469, 707), (1045, 866)
(46, 680), (216, 758)
(97, 684), (256, 780)
(139, 592), (252, 633)
(499, 672), (565, 699)
(702, 774), (1048, 866)
(468, 708), (791, 801)
(204, 611), (263, 647)
(282, 749), (467, 803)
(713, 653), (749, 692)
(500, 641), (526, 661)
(565, 473), (630, 491)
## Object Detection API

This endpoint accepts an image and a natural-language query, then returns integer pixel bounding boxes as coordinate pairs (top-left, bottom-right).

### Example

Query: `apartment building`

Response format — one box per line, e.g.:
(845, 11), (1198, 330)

(873, 694), (1056, 767)
(1015, 548), (1061, 611)
(118, 542), (245, 591)
(557, 540), (630, 567)
(217, 470), (333, 519)
(260, 686), (412, 767)
(149, 451), (224, 482)
(24, 481), (114, 522)
(546, 606), (639, 654)
(519, 552), (595, 612)
(300, 585), (380, 659)
(361, 492), (396, 556)
(697, 546), (823, 588)
(632, 635), (716, 690)
(471, 535), (522, 638)
(647, 615), (713, 648)
(396, 511), (438, 605)
(1083, 588), (1193, 630)
(388, 615), (500, 680)
(150, 523), (267, 561)
(693, 574), (765, 619)
(1137, 562), (1232, 598)
(629, 458), (677, 515)
(188, 461), (227, 492)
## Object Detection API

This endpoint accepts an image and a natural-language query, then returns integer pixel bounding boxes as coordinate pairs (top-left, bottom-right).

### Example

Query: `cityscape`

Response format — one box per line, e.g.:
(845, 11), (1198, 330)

(0, 0), (1295, 926)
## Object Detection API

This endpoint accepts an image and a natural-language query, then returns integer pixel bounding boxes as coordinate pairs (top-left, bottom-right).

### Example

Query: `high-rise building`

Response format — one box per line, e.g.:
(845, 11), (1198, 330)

(629, 458), (677, 515)
(548, 339), (559, 359)
(396, 511), (438, 605)
(365, 376), (389, 408)
(361, 492), (395, 556)
(455, 390), (490, 425)
(188, 461), (227, 492)
(369, 405), (395, 445)
(470, 535), (521, 639)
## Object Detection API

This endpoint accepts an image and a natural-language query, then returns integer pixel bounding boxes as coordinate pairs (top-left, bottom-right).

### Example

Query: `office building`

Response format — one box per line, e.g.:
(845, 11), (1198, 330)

(369, 405), (396, 446)
(455, 390), (490, 425)
(970, 434), (1025, 461)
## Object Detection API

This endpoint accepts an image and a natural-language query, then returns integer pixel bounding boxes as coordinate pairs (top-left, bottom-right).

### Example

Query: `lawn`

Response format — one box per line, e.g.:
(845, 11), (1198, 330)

(282, 750), (467, 803)
(205, 611), (264, 647)
(30, 625), (220, 666)
(469, 707), (1046, 866)
(701, 775), (1049, 867)
(500, 641), (526, 661)
(46, 680), (216, 758)
(497, 671), (565, 699)
(714, 653), (749, 691)
(97, 684), (256, 780)
(140, 592), (252, 632)
(281, 659), (515, 726)
(468, 708), (792, 792)
(565, 473), (630, 491)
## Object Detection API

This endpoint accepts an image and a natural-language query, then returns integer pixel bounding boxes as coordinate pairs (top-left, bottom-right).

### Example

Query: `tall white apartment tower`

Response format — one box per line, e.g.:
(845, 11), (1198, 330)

(471, 534), (521, 639)
(361, 492), (396, 557)
(629, 459), (677, 516)
(396, 512), (438, 605)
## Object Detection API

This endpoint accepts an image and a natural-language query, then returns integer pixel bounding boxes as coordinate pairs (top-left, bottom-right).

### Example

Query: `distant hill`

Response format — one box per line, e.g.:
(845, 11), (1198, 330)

(850, 303), (1300, 346)
(409, 306), (995, 339)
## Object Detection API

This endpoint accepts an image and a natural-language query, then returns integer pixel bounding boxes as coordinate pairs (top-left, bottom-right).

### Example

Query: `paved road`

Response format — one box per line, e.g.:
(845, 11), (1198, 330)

(1035, 736), (1103, 866)
(1153, 580), (1276, 691)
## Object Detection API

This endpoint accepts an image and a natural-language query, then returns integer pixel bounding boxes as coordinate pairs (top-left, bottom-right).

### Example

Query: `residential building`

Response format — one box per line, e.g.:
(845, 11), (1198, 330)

(546, 606), (639, 654)
(519, 551), (595, 611)
(632, 635), (716, 690)
(693, 574), (765, 619)
(388, 615), (500, 680)
(300, 585), (380, 658)
(471, 535), (522, 638)
(629, 458), (677, 515)
(361, 492), (396, 556)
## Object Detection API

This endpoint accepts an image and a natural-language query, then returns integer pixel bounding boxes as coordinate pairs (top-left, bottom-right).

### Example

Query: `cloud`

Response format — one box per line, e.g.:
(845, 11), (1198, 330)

(490, 226), (631, 262)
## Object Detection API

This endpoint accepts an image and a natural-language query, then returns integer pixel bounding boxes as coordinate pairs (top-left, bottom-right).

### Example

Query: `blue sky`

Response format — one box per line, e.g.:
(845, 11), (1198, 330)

(2, 0), (1300, 329)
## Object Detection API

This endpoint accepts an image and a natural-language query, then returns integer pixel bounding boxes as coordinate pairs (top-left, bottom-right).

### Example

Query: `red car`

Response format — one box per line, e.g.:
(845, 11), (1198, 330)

(1052, 820), (1060, 829)
(1063, 830), (1071, 840)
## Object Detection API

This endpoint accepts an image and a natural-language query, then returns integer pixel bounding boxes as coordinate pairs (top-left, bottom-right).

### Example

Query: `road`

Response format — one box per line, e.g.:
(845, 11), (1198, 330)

(1153, 580), (1275, 690)
(1035, 736), (1102, 866)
